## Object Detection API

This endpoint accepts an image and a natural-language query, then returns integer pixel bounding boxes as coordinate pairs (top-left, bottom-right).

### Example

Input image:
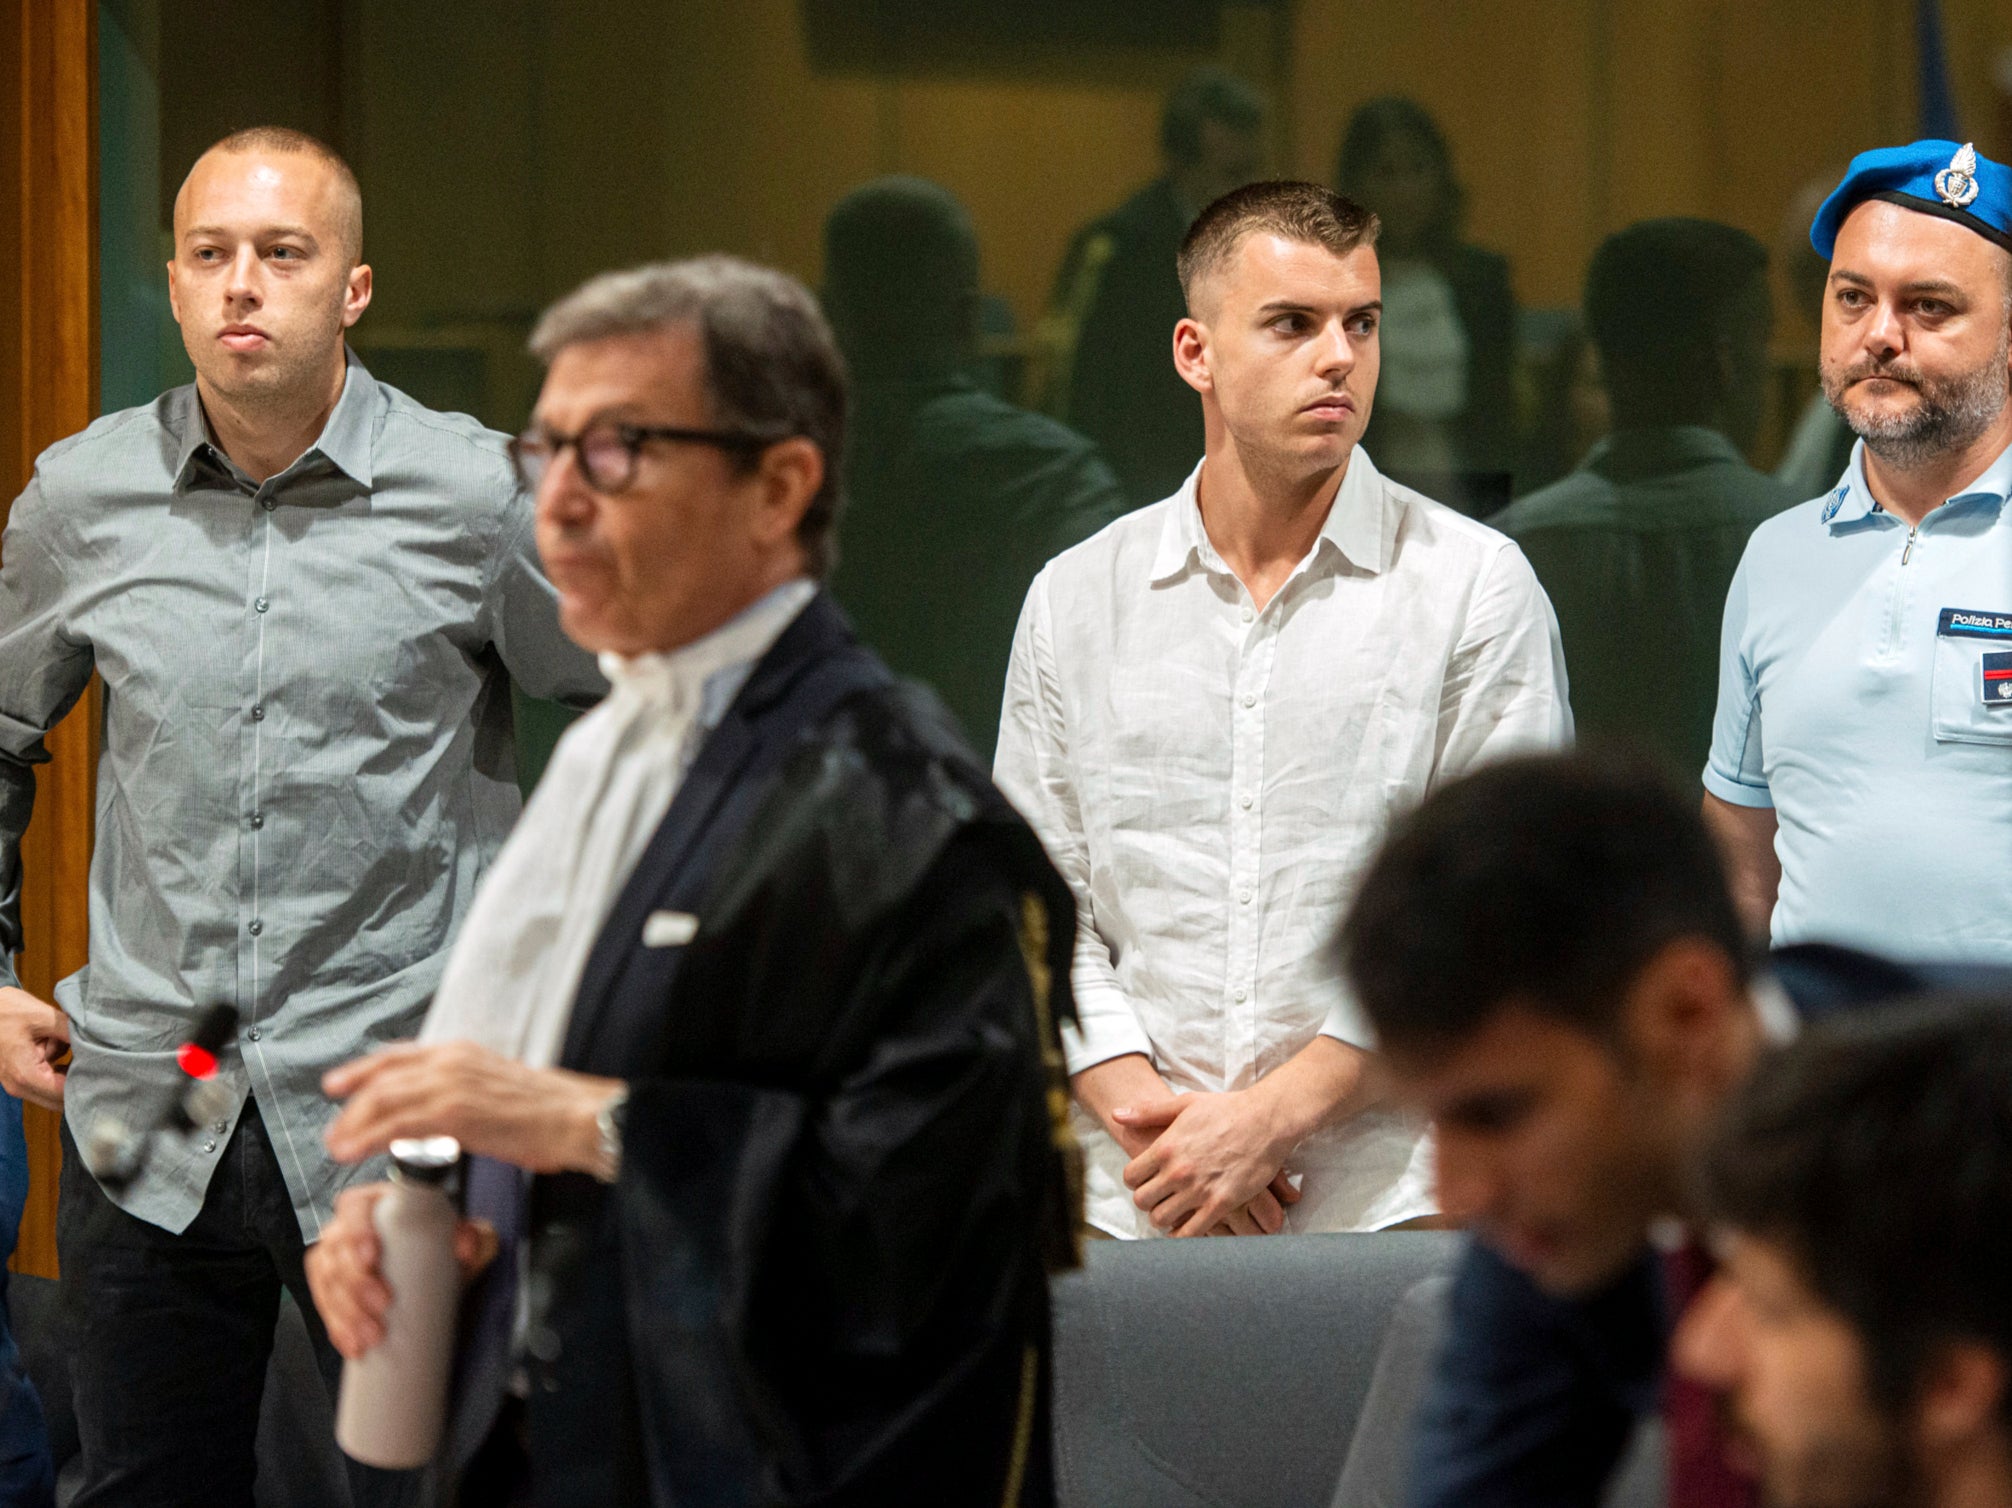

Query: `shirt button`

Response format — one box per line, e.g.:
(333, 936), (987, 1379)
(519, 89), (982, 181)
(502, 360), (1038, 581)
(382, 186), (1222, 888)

(1234, 987), (1249, 1003)
(248, 919), (263, 936)
(1240, 794), (1254, 810)
(202, 1140), (217, 1154)
(251, 704), (265, 721)
(213, 1120), (228, 1134)
(249, 812), (264, 830)
(1241, 692), (1256, 708)
(254, 597), (269, 613)
(247, 1028), (262, 1042)
(260, 498), (277, 512)
(1238, 888), (1253, 904)
(1240, 606), (1253, 623)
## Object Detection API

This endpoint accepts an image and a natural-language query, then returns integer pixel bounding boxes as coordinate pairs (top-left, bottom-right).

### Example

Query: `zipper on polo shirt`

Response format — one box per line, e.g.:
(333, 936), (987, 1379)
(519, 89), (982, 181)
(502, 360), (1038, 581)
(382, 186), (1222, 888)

(1902, 524), (1919, 565)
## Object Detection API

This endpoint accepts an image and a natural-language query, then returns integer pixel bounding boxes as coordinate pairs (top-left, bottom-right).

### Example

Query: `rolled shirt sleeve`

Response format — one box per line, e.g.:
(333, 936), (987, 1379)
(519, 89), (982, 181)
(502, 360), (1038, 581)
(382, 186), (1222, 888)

(1703, 546), (1773, 807)
(994, 572), (1152, 1075)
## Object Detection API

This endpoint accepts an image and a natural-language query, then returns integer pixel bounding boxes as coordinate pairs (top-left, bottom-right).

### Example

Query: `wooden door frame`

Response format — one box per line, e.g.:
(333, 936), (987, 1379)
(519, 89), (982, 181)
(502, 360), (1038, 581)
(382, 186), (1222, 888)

(3, 0), (100, 1280)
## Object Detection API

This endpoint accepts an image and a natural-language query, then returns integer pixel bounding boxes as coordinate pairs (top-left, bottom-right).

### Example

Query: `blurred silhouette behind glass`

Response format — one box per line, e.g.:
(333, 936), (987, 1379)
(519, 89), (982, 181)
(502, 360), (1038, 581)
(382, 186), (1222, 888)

(826, 176), (1128, 761)
(1336, 96), (1517, 514)
(1491, 218), (1796, 776)
(1045, 67), (1267, 508)
(1773, 170), (1858, 503)
(1515, 321), (1610, 495)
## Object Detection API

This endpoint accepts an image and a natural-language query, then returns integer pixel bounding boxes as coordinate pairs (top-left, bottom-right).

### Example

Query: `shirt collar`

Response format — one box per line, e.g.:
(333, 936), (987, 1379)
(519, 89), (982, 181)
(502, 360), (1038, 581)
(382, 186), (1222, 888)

(1822, 435), (2012, 528)
(172, 347), (379, 493)
(599, 577), (817, 727)
(1148, 448), (1393, 586)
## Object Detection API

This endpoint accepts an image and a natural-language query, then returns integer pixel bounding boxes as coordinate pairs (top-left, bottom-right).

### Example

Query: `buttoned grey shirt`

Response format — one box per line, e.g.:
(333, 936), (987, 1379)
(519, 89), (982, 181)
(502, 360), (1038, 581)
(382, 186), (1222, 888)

(0, 354), (604, 1239)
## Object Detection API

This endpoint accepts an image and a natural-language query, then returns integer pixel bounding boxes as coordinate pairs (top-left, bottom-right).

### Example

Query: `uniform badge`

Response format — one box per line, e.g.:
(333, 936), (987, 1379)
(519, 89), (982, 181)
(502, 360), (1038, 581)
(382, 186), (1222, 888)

(1936, 142), (1981, 209)
(1939, 607), (2012, 640)
(1983, 651), (2012, 705)
(1821, 485), (1847, 524)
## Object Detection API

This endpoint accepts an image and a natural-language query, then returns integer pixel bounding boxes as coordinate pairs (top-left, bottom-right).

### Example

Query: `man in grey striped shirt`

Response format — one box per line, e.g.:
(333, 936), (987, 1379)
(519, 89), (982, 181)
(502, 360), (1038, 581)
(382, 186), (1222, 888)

(0, 126), (600, 1506)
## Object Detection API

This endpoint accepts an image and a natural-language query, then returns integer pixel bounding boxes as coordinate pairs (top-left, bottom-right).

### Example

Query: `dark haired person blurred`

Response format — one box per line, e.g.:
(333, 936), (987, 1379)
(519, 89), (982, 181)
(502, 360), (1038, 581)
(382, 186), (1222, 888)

(998, 181), (1565, 1242)
(1492, 219), (1796, 777)
(1336, 96), (1517, 507)
(1677, 1001), (2012, 1508)
(1335, 749), (2012, 1508)
(1048, 67), (1267, 508)
(825, 176), (1125, 760)
(1514, 321), (1609, 496)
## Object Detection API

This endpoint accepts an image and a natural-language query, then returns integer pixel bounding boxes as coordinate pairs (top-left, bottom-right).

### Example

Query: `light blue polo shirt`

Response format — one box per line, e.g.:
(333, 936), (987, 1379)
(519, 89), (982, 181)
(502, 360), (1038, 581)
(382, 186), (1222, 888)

(1706, 437), (2012, 963)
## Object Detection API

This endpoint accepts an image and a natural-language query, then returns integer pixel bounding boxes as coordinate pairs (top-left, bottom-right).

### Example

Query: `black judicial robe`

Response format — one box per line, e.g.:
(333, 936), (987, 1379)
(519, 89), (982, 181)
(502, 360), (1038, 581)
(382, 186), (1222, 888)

(463, 591), (1080, 1508)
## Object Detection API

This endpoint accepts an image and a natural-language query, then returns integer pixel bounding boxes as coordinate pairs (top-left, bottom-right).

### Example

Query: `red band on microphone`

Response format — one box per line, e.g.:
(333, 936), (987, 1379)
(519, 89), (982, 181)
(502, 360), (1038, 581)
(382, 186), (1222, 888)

(177, 1043), (218, 1080)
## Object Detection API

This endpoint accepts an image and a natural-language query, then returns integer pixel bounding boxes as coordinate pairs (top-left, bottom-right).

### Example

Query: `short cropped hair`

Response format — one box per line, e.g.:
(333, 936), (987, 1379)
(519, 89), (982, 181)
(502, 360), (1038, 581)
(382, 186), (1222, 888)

(1584, 218), (1769, 378)
(1161, 67), (1267, 166)
(1700, 1000), (2012, 1427)
(1336, 750), (1749, 1058)
(529, 256), (848, 578)
(202, 127), (362, 261)
(1176, 180), (1380, 313)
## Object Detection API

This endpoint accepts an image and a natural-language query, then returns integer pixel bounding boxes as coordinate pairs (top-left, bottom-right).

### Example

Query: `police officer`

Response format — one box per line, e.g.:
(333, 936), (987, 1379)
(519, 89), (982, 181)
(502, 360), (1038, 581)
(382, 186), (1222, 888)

(1703, 140), (2012, 962)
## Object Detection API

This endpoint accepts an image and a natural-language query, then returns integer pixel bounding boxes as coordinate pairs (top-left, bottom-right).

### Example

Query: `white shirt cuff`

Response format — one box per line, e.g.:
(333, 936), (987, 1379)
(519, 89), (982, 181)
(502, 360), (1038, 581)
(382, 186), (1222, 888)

(1061, 979), (1156, 1076)
(1317, 996), (1374, 1052)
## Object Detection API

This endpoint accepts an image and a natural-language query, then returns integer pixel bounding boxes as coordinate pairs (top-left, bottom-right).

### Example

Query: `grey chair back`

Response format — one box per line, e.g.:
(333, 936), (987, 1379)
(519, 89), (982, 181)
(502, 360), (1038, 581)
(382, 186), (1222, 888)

(1051, 1232), (1458, 1508)
(1329, 1272), (1667, 1508)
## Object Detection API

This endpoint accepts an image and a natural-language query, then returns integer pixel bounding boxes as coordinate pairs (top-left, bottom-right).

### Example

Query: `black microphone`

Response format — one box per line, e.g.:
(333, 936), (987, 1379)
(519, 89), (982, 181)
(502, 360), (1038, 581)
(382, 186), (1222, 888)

(83, 1004), (241, 1190)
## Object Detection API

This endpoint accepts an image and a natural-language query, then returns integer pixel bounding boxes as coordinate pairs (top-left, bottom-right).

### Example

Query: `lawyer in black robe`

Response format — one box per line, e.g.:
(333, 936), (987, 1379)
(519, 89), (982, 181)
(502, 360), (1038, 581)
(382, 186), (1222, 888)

(308, 255), (1080, 1508)
(499, 593), (1080, 1506)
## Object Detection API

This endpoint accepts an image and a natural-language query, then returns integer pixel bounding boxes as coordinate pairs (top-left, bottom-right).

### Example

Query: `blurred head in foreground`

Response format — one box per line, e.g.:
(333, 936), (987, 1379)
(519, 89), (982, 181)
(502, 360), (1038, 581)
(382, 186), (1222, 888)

(1673, 1001), (2012, 1508)
(1337, 749), (1757, 1294)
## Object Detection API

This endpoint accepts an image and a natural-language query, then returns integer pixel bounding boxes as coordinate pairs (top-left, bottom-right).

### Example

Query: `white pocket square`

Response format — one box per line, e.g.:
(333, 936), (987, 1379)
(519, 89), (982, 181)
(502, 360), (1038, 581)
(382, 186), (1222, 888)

(641, 910), (699, 948)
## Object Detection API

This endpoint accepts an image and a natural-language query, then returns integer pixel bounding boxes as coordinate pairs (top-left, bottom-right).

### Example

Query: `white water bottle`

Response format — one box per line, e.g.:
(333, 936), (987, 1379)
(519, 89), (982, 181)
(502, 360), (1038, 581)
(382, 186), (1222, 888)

(335, 1135), (463, 1469)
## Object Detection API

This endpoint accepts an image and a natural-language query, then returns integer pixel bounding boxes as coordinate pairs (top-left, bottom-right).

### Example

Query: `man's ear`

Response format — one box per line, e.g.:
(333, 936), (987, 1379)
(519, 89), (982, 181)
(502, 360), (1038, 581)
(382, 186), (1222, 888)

(749, 436), (824, 551)
(1618, 938), (1746, 1090)
(1172, 315), (1213, 397)
(342, 263), (374, 330)
(1915, 1341), (2008, 1458)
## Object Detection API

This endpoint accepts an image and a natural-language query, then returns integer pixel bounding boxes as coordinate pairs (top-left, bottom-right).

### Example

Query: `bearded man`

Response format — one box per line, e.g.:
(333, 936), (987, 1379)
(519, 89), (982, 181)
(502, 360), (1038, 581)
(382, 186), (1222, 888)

(1702, 140), (2012, 964)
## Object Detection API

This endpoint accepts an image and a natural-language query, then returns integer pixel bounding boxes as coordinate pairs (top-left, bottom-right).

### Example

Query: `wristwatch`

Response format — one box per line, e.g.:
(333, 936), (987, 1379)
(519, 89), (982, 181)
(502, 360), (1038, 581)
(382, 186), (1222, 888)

(592, 1086), (629, 1184)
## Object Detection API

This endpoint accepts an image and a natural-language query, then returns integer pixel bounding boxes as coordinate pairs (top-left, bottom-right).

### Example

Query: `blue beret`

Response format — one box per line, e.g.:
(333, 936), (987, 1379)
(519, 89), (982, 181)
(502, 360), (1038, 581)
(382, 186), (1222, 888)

(1810, 139), (2012, 259)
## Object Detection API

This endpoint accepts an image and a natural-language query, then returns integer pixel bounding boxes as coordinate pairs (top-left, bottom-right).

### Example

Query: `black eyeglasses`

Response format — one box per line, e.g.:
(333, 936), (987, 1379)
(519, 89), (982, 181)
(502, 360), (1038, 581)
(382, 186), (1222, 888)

(508, 420), (782, 494)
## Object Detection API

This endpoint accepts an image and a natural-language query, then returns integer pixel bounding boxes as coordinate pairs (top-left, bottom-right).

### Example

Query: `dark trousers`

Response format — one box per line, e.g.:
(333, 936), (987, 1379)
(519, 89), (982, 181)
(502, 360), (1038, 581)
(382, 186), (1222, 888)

(58, 1099), (424, 1508)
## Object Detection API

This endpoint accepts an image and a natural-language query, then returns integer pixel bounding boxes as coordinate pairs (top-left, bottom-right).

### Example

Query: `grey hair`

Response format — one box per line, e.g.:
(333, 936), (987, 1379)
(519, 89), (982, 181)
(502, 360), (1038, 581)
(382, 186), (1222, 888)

(529, 255), (848, 578)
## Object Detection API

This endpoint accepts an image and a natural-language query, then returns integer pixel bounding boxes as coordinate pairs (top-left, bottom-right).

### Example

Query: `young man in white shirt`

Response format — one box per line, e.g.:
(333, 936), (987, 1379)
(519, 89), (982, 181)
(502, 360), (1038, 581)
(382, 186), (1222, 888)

(995, 180), (1569, 1239)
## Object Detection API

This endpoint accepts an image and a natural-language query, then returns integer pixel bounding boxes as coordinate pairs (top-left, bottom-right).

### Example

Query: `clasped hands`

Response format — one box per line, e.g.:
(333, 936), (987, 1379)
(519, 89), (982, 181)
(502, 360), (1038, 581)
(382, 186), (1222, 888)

(306, 1040), (624, 1359)
(1112, 1087), (1302, 1238)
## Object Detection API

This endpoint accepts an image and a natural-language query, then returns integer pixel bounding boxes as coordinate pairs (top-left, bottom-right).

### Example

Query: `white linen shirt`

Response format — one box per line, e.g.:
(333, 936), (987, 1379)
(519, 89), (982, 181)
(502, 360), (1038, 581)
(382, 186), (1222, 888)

(995, 453), (1569, 1237)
